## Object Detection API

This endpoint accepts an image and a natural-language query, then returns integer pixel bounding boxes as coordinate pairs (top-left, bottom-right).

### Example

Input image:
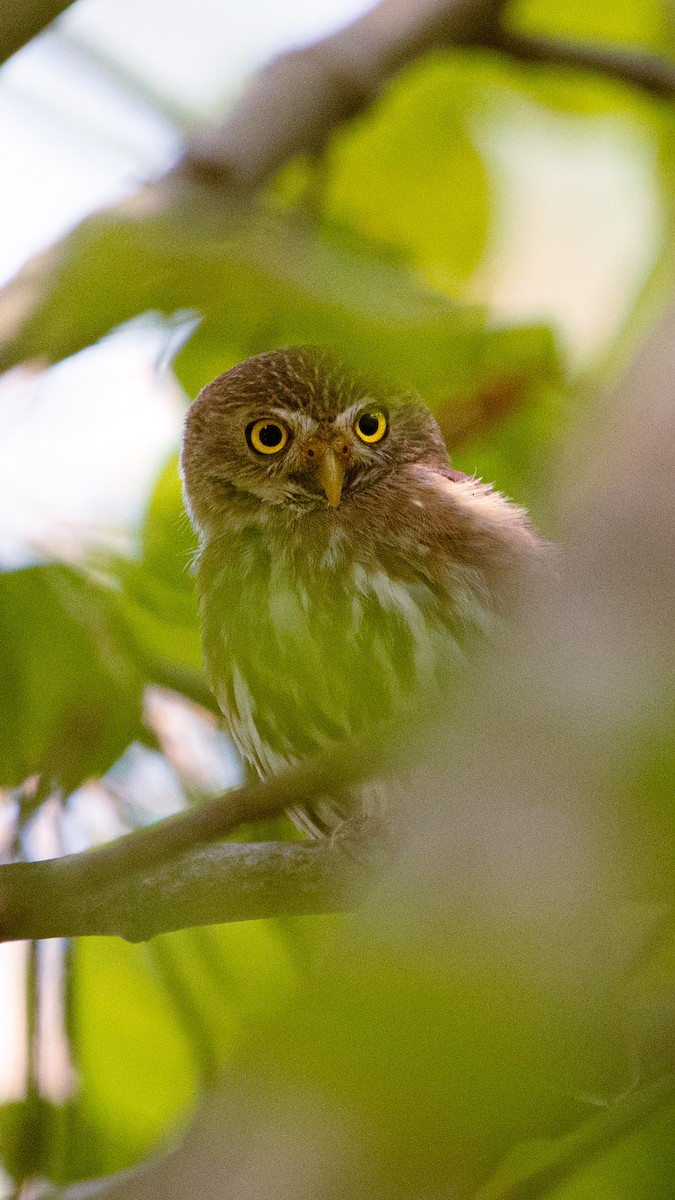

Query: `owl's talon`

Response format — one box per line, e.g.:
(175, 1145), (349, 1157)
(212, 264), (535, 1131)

(328, 814), (395, 868)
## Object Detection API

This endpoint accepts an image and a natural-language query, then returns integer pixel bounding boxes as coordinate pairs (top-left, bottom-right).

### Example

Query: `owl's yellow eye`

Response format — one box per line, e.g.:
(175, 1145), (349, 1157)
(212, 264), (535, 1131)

(246, 419), (289, 455)
(354, 410), (388, 444)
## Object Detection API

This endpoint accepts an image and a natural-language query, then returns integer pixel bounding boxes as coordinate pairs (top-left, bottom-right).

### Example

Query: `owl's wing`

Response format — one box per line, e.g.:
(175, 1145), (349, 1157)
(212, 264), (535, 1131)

(406, 463), (547, 609)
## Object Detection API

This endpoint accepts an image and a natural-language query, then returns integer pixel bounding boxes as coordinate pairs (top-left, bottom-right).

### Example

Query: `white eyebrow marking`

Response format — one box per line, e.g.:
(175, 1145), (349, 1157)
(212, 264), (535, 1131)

(337, 399), (380, 426)
(269, 408), (317, 438)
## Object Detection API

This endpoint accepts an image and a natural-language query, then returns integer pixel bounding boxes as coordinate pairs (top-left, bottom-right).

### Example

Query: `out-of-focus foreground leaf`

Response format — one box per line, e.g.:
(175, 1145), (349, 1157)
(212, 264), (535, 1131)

(1, 190), (559, 416)
(512, 0), (669, 52)
(112, 455), (202, 683)
(65, 919), (300, 1180)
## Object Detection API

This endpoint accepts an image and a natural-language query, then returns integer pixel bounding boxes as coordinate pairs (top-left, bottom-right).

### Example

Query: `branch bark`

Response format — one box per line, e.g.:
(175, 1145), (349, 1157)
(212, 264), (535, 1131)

(0, 726), (401, 942)
(0, 840), (364, 943)
(178, 0), (509, 193)
(495, 30), (675, 98)
(178, 0), (675, 194)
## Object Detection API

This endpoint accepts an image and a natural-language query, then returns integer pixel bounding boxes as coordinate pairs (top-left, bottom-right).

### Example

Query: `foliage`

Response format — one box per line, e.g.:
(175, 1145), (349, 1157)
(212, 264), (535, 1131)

(0, 0), (674, 1196)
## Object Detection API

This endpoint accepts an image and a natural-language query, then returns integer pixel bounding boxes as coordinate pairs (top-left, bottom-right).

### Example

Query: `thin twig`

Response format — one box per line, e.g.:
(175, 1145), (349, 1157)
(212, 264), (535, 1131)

(496, 30), (675, 100)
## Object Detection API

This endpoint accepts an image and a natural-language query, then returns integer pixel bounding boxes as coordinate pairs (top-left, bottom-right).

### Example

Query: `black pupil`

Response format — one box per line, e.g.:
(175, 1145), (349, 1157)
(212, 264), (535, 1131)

(258, 424), (283, 447)
(358, 413), (380, 437)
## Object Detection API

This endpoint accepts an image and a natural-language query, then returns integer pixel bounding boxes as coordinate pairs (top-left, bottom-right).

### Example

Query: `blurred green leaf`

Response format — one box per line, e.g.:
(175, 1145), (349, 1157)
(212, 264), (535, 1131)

(71, 936), (198, 1173)
(141, 454), (196, 593)
(224, 898), (633, 1198)
(479, 1086), (675, 1200)
(112, 455), (203, 678)
(0, 565), (144, 793)
(0, 1098), (72, 1185)
(2, 187), (559, 415)
(510, 0), (670, 52)
(321, 55), (491, 291)
(61, 920), (301, 1179)
(2, 194), (475, 379)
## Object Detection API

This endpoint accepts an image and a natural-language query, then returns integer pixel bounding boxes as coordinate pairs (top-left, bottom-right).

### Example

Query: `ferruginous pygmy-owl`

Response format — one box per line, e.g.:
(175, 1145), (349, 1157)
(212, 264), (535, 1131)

(181, 346), (544, 836)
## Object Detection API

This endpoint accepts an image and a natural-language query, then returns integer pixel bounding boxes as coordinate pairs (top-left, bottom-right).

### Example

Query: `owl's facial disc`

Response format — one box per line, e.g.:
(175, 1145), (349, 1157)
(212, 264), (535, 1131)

(288, 409), (389, 508)
(245, 416), (352, 507)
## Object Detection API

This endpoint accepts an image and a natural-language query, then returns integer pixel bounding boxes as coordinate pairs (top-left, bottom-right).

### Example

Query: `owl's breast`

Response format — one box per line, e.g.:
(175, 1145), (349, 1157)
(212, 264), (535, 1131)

(197, 532), (470, 777)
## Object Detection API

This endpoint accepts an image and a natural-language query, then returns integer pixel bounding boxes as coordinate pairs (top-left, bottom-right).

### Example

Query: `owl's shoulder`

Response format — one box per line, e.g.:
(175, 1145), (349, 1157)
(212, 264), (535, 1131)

(381, 462), (549, 619)
(405, 463), (544, 558)
(435, 464), (471, 485)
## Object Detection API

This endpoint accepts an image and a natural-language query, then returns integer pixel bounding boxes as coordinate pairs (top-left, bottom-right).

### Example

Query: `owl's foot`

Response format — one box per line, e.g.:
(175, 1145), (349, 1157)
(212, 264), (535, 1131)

(328, 813), (396, 868)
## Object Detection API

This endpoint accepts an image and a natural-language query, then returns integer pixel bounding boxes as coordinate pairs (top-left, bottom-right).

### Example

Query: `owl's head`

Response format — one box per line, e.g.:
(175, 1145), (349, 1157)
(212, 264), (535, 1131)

(181, 346), (450, 536)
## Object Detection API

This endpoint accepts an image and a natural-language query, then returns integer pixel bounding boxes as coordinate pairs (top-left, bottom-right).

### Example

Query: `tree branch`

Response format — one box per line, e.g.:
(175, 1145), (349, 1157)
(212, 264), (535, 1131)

(0, 840), (364, 943)
(178, 0), (509, 193)
(178, 0), (675, 195)
(496, 30), (675, 99)
(0, 727), (402, 942)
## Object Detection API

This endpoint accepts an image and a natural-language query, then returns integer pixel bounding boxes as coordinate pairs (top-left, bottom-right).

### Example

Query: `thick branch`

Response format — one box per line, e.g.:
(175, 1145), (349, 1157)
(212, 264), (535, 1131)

(0, 840), (364, 943)
(178, 0), (508, 192)
(178, 0), (675, 194)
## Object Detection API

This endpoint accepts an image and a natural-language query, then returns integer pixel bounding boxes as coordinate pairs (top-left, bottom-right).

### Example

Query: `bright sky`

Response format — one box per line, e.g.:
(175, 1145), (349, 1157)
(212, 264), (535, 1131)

(0, 0), (376, 285)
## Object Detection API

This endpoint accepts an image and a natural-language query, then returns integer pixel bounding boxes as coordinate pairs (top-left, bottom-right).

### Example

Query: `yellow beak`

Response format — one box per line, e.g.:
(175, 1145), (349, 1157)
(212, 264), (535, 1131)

(316, 446), (346, 508)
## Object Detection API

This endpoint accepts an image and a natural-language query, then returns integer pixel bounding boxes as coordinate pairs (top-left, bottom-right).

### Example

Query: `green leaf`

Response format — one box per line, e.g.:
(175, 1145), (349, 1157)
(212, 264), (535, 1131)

(510, 0), (670, 52)
(105, 454), (204, 681)
(0, 565), (144, 793)
(2, 185), (559, 417)
(64, 921), (301, 1178)
(71, 937), (198, 1172)
(321, 55), (491, 291)
(141, 454), (197, 593)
